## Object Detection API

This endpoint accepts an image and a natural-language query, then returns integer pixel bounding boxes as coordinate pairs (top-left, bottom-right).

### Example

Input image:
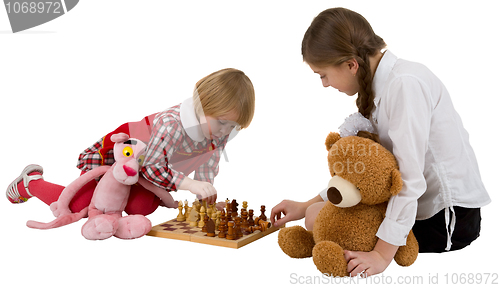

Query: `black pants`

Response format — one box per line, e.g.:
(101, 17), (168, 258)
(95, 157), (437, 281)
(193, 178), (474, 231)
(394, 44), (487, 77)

(412, 206), (481, 253)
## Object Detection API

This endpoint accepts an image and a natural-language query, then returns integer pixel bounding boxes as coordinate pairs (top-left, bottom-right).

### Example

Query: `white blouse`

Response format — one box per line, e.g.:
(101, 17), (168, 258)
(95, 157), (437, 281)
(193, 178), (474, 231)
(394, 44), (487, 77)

(370, 50), (491, 248)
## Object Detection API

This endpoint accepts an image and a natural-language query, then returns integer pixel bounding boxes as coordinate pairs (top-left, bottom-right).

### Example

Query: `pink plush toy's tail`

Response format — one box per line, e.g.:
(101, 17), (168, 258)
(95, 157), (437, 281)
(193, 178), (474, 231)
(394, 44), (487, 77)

(26, 207), (88, 229)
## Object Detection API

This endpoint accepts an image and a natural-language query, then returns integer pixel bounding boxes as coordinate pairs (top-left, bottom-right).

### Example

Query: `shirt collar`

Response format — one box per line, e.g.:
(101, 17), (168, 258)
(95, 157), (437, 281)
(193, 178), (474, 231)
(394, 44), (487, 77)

(180, 97), (205, 142)
(372, 50), (398, 108)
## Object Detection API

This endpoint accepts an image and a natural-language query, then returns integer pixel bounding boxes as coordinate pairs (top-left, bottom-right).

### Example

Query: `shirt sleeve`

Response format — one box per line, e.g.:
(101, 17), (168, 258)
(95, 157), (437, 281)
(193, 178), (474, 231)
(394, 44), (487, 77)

(319, 187), (328, 201)
(76, 138), (115, 172)
(376, 75), (433, 246)
(140, 115), (185, 191)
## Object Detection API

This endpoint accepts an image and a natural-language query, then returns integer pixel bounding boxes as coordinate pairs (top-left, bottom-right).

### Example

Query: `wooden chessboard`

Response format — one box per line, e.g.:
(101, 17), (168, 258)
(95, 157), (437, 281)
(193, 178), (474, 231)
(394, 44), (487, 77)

(147, 218), (284, 249)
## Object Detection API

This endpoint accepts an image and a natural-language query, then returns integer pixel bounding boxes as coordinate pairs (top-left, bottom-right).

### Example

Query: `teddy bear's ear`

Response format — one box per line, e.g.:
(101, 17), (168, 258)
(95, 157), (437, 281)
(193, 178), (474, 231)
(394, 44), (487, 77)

(325, 132), (341, 151)
(389, 168), (403, 196)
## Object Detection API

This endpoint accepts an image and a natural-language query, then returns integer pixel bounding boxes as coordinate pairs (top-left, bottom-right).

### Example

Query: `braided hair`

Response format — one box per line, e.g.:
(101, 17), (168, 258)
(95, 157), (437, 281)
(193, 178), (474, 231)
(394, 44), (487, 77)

(302, 8), (386, 118)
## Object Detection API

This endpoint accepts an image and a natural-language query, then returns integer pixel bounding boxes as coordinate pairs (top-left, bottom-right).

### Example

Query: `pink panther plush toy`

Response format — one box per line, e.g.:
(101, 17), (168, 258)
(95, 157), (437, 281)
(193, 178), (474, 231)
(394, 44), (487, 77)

(27, 133), (152, 240)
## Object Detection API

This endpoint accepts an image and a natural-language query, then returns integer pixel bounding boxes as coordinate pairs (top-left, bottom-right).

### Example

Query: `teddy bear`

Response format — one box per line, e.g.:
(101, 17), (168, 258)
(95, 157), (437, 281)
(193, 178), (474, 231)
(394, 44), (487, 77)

(278, 130), (419, 276)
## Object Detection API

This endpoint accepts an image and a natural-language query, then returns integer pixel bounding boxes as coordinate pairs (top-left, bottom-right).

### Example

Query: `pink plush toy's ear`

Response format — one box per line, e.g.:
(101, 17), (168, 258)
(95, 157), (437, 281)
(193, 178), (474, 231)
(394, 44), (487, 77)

(110, 133), (130, 143)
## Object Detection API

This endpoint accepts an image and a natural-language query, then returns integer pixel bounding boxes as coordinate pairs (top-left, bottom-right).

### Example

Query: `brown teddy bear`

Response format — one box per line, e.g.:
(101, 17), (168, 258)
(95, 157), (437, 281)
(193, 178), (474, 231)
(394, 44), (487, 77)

(278, 131), (418, 276)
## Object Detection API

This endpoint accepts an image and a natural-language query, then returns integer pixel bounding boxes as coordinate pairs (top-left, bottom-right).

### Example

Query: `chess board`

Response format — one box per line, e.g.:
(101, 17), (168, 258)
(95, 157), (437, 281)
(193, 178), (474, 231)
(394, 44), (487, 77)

(147, 218), (284, 249)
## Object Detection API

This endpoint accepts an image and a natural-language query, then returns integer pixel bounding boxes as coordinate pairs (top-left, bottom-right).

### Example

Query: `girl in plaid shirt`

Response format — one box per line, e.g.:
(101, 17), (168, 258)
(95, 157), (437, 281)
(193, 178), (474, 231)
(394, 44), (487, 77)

(6, 68), (255, 216)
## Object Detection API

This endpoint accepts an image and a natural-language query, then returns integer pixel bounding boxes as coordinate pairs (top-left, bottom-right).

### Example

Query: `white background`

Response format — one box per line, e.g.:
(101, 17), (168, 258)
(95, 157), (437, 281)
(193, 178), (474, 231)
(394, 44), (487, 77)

(1, 1), (498, 287)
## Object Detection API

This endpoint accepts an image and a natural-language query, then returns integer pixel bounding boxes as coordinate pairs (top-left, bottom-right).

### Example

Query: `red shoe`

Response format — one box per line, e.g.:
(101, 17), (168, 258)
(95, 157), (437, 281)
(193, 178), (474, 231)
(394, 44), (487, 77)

(6, 164), (43, 203)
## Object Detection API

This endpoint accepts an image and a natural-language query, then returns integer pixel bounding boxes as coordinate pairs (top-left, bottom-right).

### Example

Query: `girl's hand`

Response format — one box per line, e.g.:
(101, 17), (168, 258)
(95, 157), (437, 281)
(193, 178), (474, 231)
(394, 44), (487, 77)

(270, 199), (308, 227)
(344, 239), (398, 277)
(344, 250), (390, 277)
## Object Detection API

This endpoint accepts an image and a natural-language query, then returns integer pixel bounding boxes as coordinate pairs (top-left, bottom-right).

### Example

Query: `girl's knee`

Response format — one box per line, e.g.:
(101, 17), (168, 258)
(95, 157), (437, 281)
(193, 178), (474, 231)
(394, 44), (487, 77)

(124, 185), (161, 216)
(305, 202), (325, 231)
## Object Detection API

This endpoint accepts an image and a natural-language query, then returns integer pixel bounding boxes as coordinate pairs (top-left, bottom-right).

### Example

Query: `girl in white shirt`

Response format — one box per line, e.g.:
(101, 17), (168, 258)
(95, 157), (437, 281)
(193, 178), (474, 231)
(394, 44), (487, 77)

(270, 7), (490, 276)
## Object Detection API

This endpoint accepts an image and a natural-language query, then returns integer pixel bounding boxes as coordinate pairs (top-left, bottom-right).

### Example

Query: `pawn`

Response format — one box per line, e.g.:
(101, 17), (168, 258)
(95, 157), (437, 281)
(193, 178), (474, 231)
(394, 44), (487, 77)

(226, 221), (235, 240)
(235, 217), (243, 238)
(241, 210), (249, 229)
(248, 209), (254, 226)
(242, 201), (248, 212)
(260, 205), (267, 221)
(257, 219), (271, 231)
(198, 206), (206, 228)
(177, 201), (186, 222)
(218, 221), (226, 238)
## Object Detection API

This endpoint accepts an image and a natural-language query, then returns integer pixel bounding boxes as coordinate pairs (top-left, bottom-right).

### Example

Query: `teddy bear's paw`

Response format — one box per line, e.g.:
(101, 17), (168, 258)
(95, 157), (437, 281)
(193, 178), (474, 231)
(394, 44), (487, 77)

(114, 215), (152, 239)
(81, 215), (119, 240)
(312, 241), (349, 277)
(394, 230), (419, 266)
(278, 226), (315, 258)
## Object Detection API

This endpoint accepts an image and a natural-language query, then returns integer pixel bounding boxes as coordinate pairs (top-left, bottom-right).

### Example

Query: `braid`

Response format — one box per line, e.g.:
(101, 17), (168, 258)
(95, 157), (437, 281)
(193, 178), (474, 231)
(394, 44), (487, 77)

(355, 51), (376, 118)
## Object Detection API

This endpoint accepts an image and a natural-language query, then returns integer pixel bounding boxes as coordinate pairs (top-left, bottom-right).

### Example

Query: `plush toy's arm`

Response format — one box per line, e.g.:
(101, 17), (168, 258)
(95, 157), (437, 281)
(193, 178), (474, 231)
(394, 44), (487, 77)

(138, 176), (178, 208)
(50, 165), (111, 217)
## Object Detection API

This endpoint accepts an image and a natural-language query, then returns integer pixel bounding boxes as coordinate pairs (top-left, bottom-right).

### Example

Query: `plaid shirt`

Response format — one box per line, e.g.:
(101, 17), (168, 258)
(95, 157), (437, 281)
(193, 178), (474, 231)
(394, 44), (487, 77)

(76, 104), (228, 192)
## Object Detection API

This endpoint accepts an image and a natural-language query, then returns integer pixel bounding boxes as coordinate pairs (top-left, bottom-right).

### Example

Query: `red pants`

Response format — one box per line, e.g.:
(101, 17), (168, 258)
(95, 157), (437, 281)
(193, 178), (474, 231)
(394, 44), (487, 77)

(26, 174), (162, 216)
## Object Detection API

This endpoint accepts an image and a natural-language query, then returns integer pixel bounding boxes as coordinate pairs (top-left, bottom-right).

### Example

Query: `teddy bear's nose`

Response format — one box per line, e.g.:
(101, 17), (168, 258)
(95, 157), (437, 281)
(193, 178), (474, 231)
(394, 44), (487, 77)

(327, 187), (342, 205)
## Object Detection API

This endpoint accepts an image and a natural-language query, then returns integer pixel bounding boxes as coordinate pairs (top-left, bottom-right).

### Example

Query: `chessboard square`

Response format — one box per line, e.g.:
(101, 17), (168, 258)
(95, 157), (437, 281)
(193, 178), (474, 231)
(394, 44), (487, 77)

(162, 227), (177, 231)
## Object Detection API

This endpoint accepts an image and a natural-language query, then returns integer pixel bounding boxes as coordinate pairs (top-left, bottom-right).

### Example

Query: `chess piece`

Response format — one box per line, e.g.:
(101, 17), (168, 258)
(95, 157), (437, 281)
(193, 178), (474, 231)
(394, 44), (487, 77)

(188, 207), (199, 227)
(198, 205), (206, 228)
(193, 198), (200, 212)
(215, 210), (221, 229)
(226, 221), (235, 240)
(235, 217), (243, 238)
(260, 205), (267, 221)
(202, 213), (209, 232)
(245, 219), (271, 233)
(241, 210), (249, 229)
(218, 220), (226, 238)
(211, 210), (217, 228)
(248, 209), (254, 226)
(177, 201), (186, 221)
(258, 219), (271, 231)
(245, 225), (260, 233)
(183, 200), (189, 219)
(207, 203), (214, 218)
(226, 207), (232, 223)
(242, 201), (248, 212)
(206, 218), (216, 237)
(231, 199), (238, 214)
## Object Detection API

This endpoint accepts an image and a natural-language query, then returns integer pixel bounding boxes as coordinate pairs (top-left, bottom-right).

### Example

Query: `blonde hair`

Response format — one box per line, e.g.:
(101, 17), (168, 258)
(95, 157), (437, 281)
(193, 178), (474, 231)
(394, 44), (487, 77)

(193, 68), (255, 129)
(302, 8), (386, 118)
